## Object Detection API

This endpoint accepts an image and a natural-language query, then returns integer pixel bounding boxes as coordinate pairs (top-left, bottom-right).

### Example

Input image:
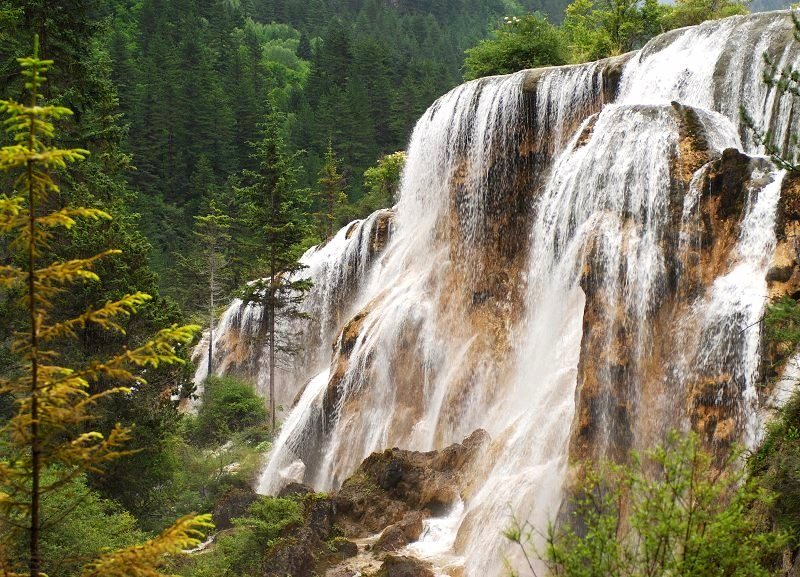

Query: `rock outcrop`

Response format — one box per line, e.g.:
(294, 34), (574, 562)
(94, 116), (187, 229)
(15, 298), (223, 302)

(335, 429), (489, 536)
(256, 432), (487, 577)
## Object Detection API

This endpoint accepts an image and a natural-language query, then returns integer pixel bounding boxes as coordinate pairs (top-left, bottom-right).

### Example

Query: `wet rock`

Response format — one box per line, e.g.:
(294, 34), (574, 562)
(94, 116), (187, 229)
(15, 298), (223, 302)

(375, 555), (435, 577)
(279, 482), (314, 498)
(212, 486), (258, 531)
(672, 101), (713, 185)
(335, 430), (489, 536)
(375, 511), (426, 552)
(371, 209), (393, 254)
(767, 264), (795, 283)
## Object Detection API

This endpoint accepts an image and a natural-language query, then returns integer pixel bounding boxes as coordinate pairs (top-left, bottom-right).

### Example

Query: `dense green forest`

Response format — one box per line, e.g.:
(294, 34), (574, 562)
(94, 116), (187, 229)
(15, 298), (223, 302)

(102, 0), (569, 301)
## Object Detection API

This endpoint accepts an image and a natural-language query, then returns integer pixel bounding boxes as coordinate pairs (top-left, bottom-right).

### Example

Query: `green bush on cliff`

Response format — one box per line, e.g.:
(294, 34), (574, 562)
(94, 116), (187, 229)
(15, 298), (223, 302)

(507, 432), (785, 577)
(765, 296), (800, 350)
(191, 376), (268, 446)
(179, 497), (304, 577)
(464, 13), (569, 79)
(464, 0), (749, 77)
(751, 389), (800, 544)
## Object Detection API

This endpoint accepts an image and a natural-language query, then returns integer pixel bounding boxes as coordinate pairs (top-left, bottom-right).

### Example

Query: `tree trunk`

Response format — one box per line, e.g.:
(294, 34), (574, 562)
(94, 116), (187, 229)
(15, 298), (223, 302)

(208, 249), (214, 378)
(27, 44), (41, 577)
(327, 187), (333, 238)
(269, 188), (277, 432)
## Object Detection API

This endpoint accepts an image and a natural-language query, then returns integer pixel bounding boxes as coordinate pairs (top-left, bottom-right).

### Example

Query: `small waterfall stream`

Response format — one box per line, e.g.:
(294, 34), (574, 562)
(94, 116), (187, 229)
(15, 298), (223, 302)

(204, 11), (800, 577)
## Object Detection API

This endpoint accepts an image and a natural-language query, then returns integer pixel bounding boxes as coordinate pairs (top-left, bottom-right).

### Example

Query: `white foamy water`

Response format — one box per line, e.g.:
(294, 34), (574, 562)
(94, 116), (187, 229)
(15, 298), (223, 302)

(203, 12), (800, 577)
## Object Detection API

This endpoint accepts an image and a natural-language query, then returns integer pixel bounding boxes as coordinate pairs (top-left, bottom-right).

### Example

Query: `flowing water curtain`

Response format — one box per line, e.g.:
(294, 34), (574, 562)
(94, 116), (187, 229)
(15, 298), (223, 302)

(243, 12), (797, 577)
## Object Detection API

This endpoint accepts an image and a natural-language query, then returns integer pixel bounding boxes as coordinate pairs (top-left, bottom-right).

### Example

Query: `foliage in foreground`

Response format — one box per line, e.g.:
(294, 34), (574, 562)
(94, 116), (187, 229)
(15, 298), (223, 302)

(506, 432), (785, 577)
(177, 496), (304, 577)
(0, 42), (210, 577)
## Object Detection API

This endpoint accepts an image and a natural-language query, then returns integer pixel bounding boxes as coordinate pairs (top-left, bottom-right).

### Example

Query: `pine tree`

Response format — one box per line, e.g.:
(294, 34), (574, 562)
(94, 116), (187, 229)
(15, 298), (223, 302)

(184, 203), (233, 377)
(0, 41), (210, 577)
(316, 140), (347, 239)
(239, 103), (312, 430)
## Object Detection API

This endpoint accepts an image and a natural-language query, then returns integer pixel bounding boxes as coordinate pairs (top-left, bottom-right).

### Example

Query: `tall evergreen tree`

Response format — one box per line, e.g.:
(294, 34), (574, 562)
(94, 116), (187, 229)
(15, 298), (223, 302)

(0, 41), (209, 577)
(239, 103), (312, 429)
(179, 204), (233, 376)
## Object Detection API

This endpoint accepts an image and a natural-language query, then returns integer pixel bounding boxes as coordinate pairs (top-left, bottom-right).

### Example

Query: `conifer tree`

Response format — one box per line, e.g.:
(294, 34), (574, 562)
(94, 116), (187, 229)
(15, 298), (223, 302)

(0, 41), (210, 577)
(239, 103), (312, 431)
(316, 140), (347, 239)
(181, 203), (233, 377)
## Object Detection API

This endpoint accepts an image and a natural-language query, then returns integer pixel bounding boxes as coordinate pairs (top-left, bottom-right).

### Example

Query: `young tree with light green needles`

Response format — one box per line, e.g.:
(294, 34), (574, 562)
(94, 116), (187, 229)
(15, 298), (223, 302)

(316, 140), (347, 239)
(506, 432), (784, 577)
(0, 39), (211, 577)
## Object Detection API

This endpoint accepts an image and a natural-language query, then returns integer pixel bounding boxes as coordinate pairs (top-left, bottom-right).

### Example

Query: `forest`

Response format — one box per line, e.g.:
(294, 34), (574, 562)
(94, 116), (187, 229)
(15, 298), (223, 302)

(2, 0), (800, 576)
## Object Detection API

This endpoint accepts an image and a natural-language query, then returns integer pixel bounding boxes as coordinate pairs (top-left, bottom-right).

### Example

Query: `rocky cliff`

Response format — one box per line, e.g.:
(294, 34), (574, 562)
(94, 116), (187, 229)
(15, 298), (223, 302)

(197, 11), (800, 577)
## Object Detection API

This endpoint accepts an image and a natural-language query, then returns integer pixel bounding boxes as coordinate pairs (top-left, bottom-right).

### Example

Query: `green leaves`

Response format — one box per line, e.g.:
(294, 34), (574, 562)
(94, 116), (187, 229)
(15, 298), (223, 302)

(464, 13), (569, 79)
(510, 433), (786, 577)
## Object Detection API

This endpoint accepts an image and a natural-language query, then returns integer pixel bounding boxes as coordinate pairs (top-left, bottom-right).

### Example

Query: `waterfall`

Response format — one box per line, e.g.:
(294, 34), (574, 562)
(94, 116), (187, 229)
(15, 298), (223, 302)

(190, 208), (392, 413)
(209, 11), (800, 577)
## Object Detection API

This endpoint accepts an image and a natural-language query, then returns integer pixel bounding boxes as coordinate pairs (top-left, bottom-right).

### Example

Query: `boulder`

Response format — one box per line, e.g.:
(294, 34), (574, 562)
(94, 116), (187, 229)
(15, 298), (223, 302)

(307, 496), (338, 540)
(262, 527), (319, 577)
(335, 430), (489, 536)
(279, 482), (314, 498)
(375, 555), (435, 577)
(375, 511), (426, 551)
(212, 486), (258, 531)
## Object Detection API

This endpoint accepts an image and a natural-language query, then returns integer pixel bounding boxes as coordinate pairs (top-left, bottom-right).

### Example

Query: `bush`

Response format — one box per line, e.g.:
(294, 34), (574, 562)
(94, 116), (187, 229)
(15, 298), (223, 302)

(179, 496), (304, 577)
(193, 376), (267, 446)
(751, 389), (800, 544)
(463, 13), (569, 80)
(507, 432), (785, 577)
(7, 475), (148, 577)
(662, 0), (748, 29)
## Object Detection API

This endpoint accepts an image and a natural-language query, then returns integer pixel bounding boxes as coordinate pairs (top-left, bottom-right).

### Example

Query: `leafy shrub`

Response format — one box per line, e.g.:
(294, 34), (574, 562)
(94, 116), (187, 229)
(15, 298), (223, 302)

(463, 13), (569, 80)
(507, 432), (785, 577)
(179, 497), (304, 577)
(192, 376), (267, 446)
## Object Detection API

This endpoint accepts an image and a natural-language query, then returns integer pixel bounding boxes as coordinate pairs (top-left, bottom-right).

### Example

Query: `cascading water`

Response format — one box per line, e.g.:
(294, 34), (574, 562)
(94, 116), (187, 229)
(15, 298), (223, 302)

(190, 208), (392, 413)
(206, 11), (800, 577)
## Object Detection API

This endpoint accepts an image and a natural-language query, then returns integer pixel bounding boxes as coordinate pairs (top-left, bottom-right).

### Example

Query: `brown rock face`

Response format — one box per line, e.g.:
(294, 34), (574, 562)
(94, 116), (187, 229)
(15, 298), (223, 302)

(375, 555), (435, 577)
(570, 109), (779, 466)
(335, 430), (490, 537)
